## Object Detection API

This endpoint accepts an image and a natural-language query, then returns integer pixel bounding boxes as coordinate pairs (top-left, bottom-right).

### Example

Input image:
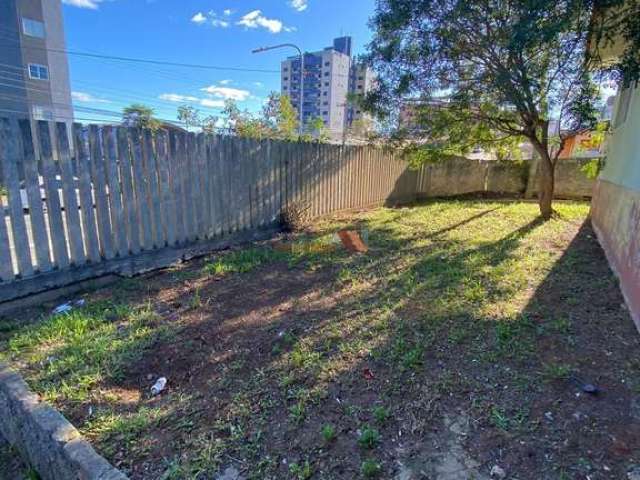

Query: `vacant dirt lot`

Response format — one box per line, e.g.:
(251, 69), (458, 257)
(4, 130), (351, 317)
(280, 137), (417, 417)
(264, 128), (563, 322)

(1, 200), (639, 479)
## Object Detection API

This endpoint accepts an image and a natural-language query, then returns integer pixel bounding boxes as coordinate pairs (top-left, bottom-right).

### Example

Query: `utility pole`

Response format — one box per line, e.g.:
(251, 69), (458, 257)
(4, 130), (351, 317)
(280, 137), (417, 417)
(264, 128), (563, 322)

(252, 44), (304, 136)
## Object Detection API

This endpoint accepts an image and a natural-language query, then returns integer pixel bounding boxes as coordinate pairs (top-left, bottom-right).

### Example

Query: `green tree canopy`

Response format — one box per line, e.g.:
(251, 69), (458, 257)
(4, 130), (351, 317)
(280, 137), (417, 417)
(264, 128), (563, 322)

(364, 0), (640, 218)
(122, 104), (161, 131)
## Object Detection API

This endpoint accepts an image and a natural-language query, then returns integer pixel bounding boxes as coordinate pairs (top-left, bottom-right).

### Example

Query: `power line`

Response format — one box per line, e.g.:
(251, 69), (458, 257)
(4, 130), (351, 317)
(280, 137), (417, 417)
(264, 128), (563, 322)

(0, 73), (219, 114)
(0, 27), (363, 80)
(0, 92), (189, 126)
(0, 32), (281, 74)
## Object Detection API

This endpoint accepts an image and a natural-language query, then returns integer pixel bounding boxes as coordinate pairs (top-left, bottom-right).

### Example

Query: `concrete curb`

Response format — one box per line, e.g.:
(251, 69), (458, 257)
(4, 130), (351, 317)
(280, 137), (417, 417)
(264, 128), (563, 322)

(0, 362), (128, 480)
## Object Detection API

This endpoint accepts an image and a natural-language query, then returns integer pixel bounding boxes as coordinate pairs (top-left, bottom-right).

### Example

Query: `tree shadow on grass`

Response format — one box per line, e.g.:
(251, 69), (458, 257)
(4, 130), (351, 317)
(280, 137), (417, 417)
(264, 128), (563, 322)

(8, 202), (639, 480)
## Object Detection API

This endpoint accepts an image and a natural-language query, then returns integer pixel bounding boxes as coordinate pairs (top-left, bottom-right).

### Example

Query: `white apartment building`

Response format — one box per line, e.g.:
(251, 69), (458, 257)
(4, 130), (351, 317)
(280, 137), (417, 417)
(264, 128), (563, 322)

(281, 36), (374, 142)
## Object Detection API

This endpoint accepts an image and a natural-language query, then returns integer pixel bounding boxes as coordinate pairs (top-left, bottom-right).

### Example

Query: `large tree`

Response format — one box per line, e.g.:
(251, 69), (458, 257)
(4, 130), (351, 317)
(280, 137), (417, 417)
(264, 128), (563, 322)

(364, 0), (640, 218)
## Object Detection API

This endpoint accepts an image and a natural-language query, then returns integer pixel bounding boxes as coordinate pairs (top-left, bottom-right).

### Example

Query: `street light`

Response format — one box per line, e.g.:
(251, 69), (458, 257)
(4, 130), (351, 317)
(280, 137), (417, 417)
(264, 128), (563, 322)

(252, 43), (304, 136)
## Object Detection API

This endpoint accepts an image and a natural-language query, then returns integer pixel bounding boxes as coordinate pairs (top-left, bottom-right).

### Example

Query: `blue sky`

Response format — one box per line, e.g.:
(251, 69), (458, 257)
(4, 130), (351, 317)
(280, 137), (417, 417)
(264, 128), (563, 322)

(61, 0), (376, 124)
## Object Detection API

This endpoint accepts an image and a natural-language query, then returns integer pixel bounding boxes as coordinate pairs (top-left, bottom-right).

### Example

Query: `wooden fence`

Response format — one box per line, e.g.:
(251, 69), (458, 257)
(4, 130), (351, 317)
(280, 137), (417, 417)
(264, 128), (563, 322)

(0, 118), (415, 303)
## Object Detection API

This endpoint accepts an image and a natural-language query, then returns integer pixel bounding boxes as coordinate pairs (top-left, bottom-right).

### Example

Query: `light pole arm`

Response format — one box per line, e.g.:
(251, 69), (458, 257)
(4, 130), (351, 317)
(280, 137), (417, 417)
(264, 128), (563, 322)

(252, 43), (304, 136)
(252, 44), (302, 57)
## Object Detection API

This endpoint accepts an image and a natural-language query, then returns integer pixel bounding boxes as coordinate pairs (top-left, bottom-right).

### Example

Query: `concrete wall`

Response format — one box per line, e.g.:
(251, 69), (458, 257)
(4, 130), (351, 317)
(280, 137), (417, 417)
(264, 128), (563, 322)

(526, 157), (599, 199)
(0, 363), (127, 480)
(591, 83), (640, 330)
(415, 157), (597, 200)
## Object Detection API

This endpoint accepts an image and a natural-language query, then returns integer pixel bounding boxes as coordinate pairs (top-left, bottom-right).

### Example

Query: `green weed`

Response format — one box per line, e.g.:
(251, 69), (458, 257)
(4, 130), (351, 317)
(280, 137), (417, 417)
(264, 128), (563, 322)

(372, 406), (389, 424)
(361, 459), (381, 478)
(542, 362), (572, 382)
(289, 460), (313, 480)
(358, 426), (380, 449)
(321, 424), (336, 443)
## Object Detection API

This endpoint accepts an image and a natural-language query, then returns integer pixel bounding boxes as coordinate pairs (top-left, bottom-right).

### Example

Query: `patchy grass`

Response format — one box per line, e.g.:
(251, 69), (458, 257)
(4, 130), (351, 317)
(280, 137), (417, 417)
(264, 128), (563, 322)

(1, 200), (639, 480)
(202, 247), (288, 276)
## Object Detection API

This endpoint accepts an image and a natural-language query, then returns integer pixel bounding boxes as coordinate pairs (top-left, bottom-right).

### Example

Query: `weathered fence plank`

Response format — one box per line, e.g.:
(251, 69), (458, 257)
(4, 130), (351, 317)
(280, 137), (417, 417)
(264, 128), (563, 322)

(88, 125), (114, 260)
(55, 122), (85, 265)
(212, 135), (226, 235)
(168, 132), (186, 244)
(130, 128), (153, 251)
(103, 126), (127, 258)
(156, 131), (175, 247)
(200, 134), (213, 237)
(21, 120), (52, 271)
(39, 121), (70, 269)
(189, 133), (204, 239)
(143, 130), (164, 248)
(184, 133), (198, 240)
(0, 210), (14, 281)
(73, 124), (100, 264)
(0, 118), (33, 277)
(116, 128), (139, 255)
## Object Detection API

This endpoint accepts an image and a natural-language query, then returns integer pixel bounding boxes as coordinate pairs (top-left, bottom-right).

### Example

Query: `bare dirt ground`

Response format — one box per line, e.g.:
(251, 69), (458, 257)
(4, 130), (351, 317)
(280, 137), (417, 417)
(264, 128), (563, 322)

(1, 200), (639, 480)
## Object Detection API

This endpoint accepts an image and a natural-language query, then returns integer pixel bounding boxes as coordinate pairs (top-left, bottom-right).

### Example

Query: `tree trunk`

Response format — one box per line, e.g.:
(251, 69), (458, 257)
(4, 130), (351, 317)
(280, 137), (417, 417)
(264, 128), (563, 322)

(537, 154), (555, 220)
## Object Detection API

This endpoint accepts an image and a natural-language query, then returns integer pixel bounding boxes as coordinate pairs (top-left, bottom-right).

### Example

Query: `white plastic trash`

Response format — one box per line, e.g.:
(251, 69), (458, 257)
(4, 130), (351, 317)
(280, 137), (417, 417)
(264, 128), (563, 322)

(150, 377), (167, 395)
(52, 303), (73, 315)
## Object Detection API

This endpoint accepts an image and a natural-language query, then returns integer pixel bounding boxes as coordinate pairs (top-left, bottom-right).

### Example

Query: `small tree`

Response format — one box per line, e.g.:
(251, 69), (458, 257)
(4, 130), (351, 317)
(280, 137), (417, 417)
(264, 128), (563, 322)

(177, 105), (201, 131)
(122, 104), (161, 131)
(201, 115), (219, 134)
(176, 105), (219, 134)
(364, 0), (640, 219)
(220, 99), (266, 139)
(262, 92), (299, 140)
(306, 116), (330, 142)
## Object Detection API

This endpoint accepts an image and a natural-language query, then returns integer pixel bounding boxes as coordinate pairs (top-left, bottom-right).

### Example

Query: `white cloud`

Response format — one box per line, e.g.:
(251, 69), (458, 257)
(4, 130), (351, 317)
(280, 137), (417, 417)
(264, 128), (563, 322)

(200, 99), (226, 108)
(237, 10), (287, 34)
(62, 0), (102, 9)
(219, 79), (233, 85)
(72, 91), (111, 104)
(290, 0), (308, 12)
(253, 82), (264, 88)
(211, 18), (230, 28)
(192, 11), (229, 28)
(201, 86), (251, 101)
(191, 12), (207, 24)
(159, 93), (199, 103)
(159, 93), (226, 109)
(223, 9), (233, 16)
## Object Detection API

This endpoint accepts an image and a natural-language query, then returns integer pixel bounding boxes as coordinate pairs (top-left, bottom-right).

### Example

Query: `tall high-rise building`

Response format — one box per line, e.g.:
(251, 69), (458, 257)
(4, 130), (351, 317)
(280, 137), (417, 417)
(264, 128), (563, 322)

(0, 0), (73, 124)
(281, 36), (374, 142)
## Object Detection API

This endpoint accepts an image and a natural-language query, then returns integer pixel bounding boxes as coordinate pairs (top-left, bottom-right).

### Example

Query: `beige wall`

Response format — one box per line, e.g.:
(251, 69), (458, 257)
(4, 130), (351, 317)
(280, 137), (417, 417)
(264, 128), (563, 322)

(415, 158), (597, 200)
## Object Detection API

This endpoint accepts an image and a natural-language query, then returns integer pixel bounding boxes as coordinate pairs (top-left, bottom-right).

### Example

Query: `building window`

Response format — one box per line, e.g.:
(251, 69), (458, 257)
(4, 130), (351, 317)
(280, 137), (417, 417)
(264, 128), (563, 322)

(324, 72), (330, 77)
(324, 61), (330, 66)
(32, 105), (53, 121)
(283, 86), (288, 90)
(324, 82), (329, 87)
(283, 67), (289, 72)
(28, 64), (49, 80)
(22, 18), (45, 38)
(323, 101), (328, 106)
(323, 92), (328, 96)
